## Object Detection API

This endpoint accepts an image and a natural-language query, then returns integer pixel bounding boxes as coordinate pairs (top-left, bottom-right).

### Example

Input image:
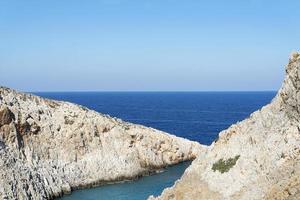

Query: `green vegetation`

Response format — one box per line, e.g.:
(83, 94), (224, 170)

(212, 155), (240, 173)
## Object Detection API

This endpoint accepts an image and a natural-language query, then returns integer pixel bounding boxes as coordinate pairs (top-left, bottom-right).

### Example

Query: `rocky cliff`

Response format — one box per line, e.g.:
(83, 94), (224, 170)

(150, 53), (300, 200)
(0, 87), (203, 199)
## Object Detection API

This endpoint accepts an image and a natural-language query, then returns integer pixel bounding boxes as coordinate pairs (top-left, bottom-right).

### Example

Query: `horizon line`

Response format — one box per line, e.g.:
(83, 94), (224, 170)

(30, 90), (278, 93)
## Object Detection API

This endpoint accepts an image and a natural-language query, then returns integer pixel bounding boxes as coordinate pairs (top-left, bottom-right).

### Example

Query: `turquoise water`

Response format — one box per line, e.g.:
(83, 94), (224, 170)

(37, 92), (276, 200)
(58, 162), (191, 200)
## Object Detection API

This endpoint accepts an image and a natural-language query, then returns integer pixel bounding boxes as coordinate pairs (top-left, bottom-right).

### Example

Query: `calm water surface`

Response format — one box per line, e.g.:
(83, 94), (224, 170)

(58, 162), (191, 200)
(36, 92), (276, 200)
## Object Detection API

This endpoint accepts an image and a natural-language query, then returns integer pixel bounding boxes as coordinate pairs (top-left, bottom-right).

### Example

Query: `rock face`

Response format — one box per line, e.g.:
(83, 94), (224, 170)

(150, 53), (300, 200)
(0, 87), (203, 199)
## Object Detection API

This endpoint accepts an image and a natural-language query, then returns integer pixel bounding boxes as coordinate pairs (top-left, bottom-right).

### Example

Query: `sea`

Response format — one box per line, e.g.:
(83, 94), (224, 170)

(36, 91), (276, 200)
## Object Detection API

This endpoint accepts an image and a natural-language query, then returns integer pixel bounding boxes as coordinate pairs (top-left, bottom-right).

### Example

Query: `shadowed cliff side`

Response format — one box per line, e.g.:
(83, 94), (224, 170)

(150, 52), (300, 200)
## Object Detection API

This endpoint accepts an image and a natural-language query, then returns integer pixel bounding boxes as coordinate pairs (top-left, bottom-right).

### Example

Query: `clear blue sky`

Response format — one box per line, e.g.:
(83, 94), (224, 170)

(0, 0), (299, 92)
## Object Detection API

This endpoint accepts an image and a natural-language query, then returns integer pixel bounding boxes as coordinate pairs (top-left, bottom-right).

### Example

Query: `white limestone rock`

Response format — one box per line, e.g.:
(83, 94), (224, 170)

(150, 52), (300, 200)
(0, 87), (203, 199)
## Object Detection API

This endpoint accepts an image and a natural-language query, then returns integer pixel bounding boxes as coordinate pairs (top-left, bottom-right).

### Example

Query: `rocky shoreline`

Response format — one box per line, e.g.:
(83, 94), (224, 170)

(0, 86), (203, 199)
(1, 53), (299, 200)
(149, 53), (300, 200)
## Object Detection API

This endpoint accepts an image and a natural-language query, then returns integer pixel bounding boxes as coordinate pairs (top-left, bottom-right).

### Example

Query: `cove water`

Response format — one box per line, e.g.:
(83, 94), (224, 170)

(36, 92), (276, 200)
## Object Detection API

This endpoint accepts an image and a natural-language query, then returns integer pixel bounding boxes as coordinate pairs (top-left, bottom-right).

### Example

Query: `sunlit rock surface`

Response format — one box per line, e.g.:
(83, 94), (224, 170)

(149, 53), (300, 200)
(0, 86), (203, 199)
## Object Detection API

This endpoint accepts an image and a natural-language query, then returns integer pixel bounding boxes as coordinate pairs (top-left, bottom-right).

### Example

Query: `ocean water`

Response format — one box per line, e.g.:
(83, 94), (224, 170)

(36, 92), (276, 200)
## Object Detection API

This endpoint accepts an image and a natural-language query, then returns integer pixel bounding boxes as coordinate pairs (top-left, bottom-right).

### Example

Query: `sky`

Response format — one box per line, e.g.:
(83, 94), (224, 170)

(0, 0), (300, 92)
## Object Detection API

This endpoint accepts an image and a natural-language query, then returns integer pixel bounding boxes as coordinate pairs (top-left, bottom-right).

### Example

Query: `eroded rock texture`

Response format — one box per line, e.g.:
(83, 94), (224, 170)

(0, 87), (202, 199)
(149, 53), (300, 200)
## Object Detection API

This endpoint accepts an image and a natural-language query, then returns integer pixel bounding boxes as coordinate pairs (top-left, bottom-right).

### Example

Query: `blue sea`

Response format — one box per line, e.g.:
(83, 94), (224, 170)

(36, 92), (276, 200)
